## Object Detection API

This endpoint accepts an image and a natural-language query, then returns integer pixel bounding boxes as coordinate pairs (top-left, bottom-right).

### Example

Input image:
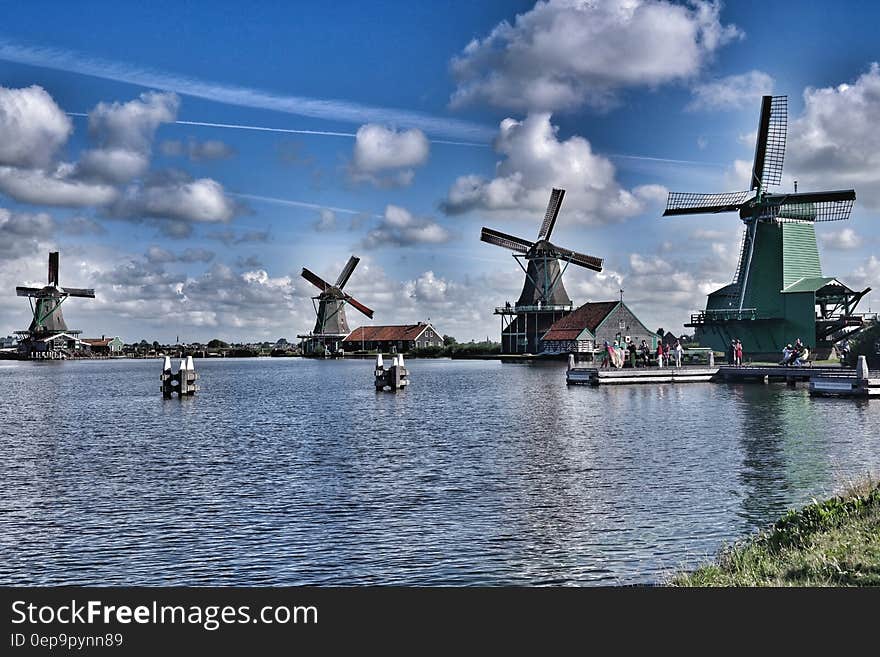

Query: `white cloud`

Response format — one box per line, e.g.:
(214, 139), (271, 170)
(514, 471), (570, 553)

(846, 255), (879, 293)
(362, 205), (452, 248)
(76, 91), (178, 184)
(450, 0), (741, 112)
(0, 85), (71, 168)
(0, 207), (54, 257)
(787, 63), (880, 208)
(0, 86), (238, 229)
(819, 227), (862, 251)
(313, 208), (337, 232)
(108, 176), (236, 224)
(687, 70), (775, 111)
(442, 113), (657, 225)
(88, 91), (178, 152)
(350, 124), (429, 187)
(0, 165), (118, 206)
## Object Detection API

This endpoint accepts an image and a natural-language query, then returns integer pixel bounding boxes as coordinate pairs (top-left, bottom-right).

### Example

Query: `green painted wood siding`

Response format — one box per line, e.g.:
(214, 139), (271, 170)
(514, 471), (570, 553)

(782, 222), (822, 288)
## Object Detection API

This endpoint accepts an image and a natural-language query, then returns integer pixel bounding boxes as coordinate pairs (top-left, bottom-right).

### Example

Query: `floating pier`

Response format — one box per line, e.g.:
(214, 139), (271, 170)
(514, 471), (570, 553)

(160, 356), (199, 397)
(717, 364), (849, 385)
(374, 353), (409, 391)
(567, 358), (719, 386)
(809, 356), (880, 398)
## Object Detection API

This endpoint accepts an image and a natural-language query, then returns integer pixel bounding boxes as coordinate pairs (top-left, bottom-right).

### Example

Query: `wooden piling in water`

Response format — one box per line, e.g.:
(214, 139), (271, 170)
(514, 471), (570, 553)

(160, 356), (199, 397)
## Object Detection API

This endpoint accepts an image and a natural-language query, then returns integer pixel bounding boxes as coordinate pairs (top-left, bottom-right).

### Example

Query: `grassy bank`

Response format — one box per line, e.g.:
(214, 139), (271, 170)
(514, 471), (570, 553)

(672, 479), (880, 586)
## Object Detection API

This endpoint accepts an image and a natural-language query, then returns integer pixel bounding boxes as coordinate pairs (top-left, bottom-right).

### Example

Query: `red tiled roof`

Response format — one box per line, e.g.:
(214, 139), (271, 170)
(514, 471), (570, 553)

(541, 301), (618, 341)
(82, 338), (112, 346)
(345, 324), (432, 342)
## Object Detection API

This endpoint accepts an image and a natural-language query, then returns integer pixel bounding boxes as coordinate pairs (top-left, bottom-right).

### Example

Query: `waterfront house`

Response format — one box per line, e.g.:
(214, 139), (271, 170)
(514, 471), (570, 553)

(82, 336), (124, 355)
(343, 322), (443, 353)
(541, 301), (659, 354)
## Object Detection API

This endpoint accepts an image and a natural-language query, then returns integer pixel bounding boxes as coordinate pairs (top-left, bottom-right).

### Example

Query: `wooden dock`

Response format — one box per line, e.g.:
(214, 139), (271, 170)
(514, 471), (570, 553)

(716, 364), (850, 383)
(566, 357), (879, 399)
(567, 366), (719, 386)
(809, 374), (880, 398)
(809, 356), (880, 398)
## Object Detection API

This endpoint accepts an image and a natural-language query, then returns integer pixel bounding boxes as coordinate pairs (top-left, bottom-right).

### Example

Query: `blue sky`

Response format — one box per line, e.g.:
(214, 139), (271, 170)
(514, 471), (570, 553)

(0, 0), (877, 342)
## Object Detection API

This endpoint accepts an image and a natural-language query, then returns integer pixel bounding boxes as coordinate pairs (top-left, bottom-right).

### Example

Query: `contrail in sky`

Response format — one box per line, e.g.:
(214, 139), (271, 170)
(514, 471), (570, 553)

(66, 112), (488, 147)
(230, 192), (383, 218)
(0, 38), (495, 142)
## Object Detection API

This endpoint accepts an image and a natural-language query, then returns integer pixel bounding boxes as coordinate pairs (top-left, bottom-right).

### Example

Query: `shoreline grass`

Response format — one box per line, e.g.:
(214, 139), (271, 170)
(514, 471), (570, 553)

(671, 479), (880, 586)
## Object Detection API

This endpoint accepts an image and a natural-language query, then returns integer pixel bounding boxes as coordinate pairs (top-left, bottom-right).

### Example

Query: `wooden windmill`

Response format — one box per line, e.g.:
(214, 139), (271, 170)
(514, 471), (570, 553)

(15, 251), (95, 357)
(481, 188), (604, 354)
(298, 255), (373, 356)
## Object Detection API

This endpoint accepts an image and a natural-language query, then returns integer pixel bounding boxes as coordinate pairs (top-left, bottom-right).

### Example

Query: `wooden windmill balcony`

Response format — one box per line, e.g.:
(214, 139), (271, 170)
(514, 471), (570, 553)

(495, 303), (573, 315)
(687, 308), (761, 326)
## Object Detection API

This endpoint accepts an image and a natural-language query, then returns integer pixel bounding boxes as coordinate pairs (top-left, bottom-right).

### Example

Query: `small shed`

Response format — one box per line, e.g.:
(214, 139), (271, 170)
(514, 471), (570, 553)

(541, 301), (659, 354)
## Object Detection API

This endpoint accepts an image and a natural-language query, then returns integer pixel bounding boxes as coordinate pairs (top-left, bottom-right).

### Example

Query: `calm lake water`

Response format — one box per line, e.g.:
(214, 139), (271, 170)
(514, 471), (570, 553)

(1, 357), (878, 586)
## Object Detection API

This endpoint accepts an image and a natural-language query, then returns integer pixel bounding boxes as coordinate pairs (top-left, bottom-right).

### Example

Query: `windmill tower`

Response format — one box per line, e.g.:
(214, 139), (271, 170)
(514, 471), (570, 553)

(297, 255), (374, 356)
(664, 95), (871, 358)
(15, 251), (95, 357)
(481, 188), (604, 354)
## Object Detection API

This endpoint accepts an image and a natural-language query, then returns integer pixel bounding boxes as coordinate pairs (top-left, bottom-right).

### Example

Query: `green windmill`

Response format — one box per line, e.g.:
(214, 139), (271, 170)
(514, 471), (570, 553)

(664, 95), (871, 359)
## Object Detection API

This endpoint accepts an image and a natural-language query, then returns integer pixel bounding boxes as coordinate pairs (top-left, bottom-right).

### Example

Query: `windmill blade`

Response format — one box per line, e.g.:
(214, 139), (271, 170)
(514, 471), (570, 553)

(48, 251), (59, 286)
(480, 227), (534, 253)
(16, 286), (42, 297)
(343, 294), (374, 319)
(752, 189), (856, 222)
(301, 267), (333, 292)
(63, 287), (96, 298)
(335, 255), (360, 289)
(751, 95), (787, 190)
(663, 191), (752, 216)
(547, 243), (603, 272)
(537, 188), (565, 240)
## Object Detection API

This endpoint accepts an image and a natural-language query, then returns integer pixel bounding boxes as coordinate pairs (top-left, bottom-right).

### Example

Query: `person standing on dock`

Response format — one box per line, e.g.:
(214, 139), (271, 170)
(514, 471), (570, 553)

(735, 339), (744, 367)
(728, 339), (736, 366)
(674, 340), (683, 368)
(656, 342), (664, 367)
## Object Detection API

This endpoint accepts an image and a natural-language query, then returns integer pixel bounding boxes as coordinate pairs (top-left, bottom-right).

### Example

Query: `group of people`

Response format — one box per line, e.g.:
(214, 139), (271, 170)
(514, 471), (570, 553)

(600, 337), (684, 369)
(728, 339), (744, 366)
(780, 338), (810, 366)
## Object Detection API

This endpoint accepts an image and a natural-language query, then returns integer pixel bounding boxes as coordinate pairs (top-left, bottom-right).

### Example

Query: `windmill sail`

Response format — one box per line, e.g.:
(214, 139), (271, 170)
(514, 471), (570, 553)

(301, 267), (333, 292)
(550, 244), (603, 272)
(480, 227), (534, 253)
(537, 188), (565, 240)
(63, 287), (96, 298)
(757, 190), (856, 222)
(48, 251), (59, 286)
(663, 191), (752, 216)
(751, 95), (787, 190)
(335, 255), (360, 289)
(344, 294), (374, 318)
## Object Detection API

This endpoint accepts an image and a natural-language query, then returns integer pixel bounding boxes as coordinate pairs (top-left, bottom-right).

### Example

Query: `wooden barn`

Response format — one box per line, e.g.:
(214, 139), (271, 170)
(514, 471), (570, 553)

(541, 301), (659, 355)
(343, 322), (443, 353)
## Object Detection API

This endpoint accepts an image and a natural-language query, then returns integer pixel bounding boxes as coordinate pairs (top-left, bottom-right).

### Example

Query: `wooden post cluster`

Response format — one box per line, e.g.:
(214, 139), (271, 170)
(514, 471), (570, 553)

(160, 355), (199, 398)
(375, 353), (409, 391)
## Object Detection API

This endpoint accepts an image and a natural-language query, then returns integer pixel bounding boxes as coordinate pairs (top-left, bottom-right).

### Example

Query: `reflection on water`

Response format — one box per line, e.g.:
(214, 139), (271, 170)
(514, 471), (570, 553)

(0, 358), (878, 585)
